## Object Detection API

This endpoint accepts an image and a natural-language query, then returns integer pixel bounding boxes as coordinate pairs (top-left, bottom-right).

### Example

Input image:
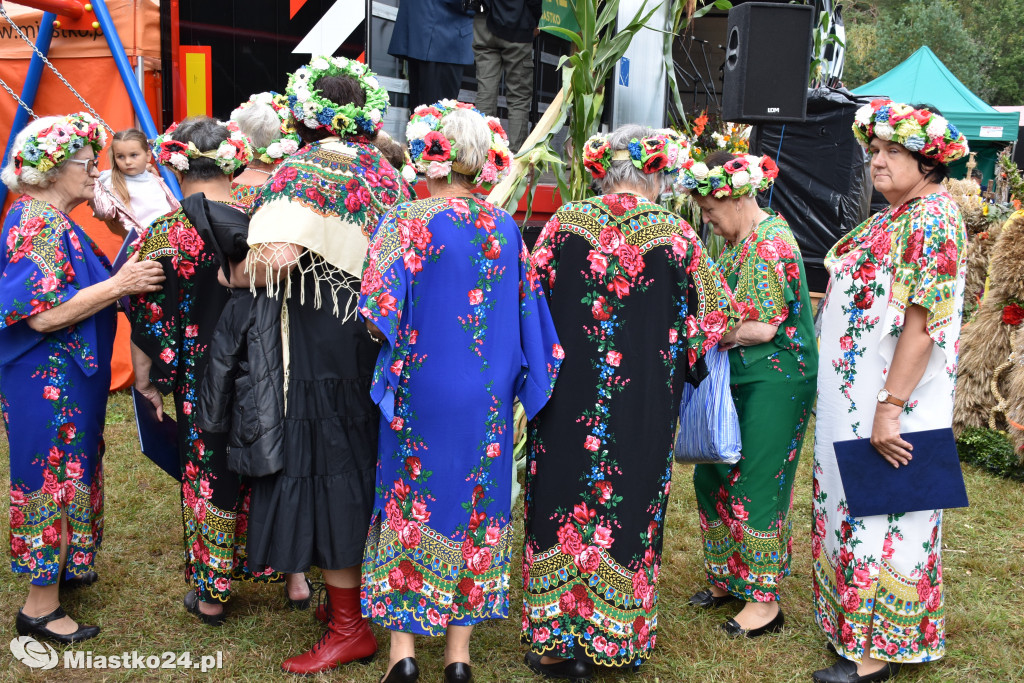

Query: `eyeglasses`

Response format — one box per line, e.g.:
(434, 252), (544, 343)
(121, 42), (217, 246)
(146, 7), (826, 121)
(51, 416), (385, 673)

(67, 159), (98, 173)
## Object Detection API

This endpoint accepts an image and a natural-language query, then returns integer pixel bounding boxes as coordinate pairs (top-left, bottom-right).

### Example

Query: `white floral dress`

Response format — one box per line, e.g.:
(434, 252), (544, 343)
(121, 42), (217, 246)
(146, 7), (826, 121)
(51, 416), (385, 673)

(812, 191), (965, 664)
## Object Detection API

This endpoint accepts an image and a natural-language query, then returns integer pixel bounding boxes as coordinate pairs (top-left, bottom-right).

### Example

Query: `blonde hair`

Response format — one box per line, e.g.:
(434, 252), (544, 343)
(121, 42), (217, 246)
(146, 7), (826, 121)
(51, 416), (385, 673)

(109, 128), (150, 213)
(441, 108), (490, 187)
(1, 116), (65, 194)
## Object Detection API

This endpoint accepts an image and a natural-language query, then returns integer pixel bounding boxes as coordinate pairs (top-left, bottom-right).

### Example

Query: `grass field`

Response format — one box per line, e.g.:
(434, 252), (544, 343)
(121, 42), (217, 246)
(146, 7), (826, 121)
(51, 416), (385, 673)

(1, 391), (1022, 682)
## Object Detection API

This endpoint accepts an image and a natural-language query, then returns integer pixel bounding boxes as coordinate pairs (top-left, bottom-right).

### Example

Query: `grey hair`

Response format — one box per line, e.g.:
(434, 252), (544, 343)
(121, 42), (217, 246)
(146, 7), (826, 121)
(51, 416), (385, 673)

(595, 124), (664, 197)
(230, 102), (280, 151)
(441, 108), (490, 187)
(1, 116), (67, 193)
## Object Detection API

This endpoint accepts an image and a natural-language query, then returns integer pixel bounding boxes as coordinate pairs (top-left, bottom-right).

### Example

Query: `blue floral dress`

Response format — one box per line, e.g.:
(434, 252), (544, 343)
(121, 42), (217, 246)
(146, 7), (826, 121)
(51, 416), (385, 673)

(358, 196), (561, 635)
(0, 197), (115, 585)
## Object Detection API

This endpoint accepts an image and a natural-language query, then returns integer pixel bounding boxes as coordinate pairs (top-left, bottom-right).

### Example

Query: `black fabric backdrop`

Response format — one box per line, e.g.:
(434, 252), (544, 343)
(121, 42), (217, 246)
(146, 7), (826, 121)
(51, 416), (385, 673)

(752, 87), (873, 293)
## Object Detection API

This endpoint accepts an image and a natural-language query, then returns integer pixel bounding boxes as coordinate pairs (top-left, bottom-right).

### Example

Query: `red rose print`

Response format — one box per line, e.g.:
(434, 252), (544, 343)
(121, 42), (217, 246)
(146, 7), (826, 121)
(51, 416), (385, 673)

(486, 443), (501, 458)
(403, 249), (423, 274)
(159, 347), (176, 364)
(853, 261), (876, 283)
(558, 591), (577, 615)
(587, 250), (609, 276)
(575, 546), (601, 574)
(583, 435), (600, 451)
(617, 243), (644, 277)
(607, 275), (630, 298)
(376, 291), (398, 315)
(483, 235), (502, 259)
(591, 296), (611, 321)
(551, 343), (564, 360)
(668, 328), (678, 344)
(700, 310), (728, 336)
(839, 335), (853, 350)
(557, 523), (585, 556)
(842, 586), (861, 613)
(468, 289), (484, 305)
(853, 287), (874, 309)
(42, 385), (60, 400)
(605, 350), (622, 367)
(902, 229), (924, 263)
(475, 212), (496, 233)
(58, 422), (76, 443)
(592, 524), (613, 548)
(598, 227), (623, 254)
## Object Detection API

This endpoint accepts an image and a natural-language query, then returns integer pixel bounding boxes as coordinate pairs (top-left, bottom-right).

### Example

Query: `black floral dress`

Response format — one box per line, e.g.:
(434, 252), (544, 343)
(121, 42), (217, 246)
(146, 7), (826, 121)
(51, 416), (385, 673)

(127, 194), (279, 603)
(522, 194), (735, 668)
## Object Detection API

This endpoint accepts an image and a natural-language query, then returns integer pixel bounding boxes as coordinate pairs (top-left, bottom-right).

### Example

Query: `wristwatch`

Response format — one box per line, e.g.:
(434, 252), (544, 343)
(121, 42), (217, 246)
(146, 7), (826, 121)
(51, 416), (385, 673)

(876, 389), (906, 408)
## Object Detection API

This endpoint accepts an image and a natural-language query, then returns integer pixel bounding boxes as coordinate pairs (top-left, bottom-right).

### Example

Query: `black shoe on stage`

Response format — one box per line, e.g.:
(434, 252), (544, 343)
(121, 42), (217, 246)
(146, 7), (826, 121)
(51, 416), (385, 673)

(524, 651), (594, 683)
(16, 606), (100, 644)
(721, 609), (784, 638)
(812, 658), (901, 683)
(688, 587), (739, 609)
(444, 661), (473, 683)
(61, 570), (99, 591)
(381, 657), (419, 683)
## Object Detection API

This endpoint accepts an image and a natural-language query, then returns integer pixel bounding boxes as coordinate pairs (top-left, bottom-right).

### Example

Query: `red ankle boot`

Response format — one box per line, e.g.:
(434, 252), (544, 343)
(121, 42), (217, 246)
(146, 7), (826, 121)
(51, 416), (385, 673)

(281, 584), (377, 674)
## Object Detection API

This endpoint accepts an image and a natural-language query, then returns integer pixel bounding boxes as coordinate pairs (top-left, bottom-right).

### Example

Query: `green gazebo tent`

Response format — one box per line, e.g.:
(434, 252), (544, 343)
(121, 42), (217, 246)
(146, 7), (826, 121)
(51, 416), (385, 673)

(852, 46), (1018, 184)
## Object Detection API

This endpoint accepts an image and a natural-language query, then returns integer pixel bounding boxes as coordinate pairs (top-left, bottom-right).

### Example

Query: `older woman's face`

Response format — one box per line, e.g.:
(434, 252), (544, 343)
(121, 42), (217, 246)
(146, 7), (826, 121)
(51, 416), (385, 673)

(55, 147), (101, 206)
(868, 138), (927, 203)
(695, 195), (739, 238)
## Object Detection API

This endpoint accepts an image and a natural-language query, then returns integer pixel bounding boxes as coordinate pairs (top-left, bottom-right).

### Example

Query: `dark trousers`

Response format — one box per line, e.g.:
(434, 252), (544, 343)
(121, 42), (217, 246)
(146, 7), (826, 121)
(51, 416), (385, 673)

(407, 59), (464, 110)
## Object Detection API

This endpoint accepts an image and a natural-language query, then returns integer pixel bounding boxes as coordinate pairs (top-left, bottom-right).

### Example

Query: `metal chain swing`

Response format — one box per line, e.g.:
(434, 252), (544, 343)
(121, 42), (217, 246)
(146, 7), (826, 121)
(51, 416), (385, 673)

(0, 75), (37, 119)
(0, 4), (114, 134)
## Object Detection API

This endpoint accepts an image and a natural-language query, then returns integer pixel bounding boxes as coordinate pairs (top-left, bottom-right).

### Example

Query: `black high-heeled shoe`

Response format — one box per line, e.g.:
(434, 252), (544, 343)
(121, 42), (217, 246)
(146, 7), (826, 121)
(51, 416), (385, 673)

(61, 570), (99, 591)
(381, 657), (419, 683)
(183, 589), (226, 627)
(286, 577), (314, 610)
(444, 661), (473, 683)
(721, 608), (785, 638)
(16, 606), (100, 644)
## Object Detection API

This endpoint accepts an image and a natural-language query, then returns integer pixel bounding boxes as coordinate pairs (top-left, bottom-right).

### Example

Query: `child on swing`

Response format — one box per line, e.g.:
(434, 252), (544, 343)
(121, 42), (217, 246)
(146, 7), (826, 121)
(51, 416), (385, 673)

(92, 128), (179, 240)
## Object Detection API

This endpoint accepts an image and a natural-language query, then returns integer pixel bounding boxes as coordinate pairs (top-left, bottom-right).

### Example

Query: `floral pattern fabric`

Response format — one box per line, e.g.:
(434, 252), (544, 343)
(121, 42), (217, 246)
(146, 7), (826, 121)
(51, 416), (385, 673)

(693, 213), (818, 601)
(813, 191), (966, 663)
(0, 198), (114, 585)
(358, 196), (561, 635)
(127, 198), (279, 602)
(229, 182), (263, 215)
(522, 194), (735, 668)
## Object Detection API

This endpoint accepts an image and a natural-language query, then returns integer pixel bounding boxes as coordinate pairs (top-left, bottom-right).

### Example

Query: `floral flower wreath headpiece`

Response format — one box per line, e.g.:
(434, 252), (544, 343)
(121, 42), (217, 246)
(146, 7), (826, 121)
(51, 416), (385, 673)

(286, 56), (388, 138)
(406, 99), (512, 190)
(14, 112), (107, 176)
(152, 120), (254, 175)
(678, 153), (778, 198)
(852, 99), (969, 165)
(582, 130), (689, 181)
(232, 91), (301, 164)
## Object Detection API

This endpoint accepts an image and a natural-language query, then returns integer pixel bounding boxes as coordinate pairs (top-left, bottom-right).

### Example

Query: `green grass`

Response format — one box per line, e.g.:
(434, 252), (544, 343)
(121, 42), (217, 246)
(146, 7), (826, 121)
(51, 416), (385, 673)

(1, 393), (1023, 681)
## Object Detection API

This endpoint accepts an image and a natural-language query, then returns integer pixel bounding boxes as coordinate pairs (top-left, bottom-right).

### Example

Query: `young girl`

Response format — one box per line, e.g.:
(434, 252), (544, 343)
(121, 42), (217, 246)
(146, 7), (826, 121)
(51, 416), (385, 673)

(92, 128), (179, 239)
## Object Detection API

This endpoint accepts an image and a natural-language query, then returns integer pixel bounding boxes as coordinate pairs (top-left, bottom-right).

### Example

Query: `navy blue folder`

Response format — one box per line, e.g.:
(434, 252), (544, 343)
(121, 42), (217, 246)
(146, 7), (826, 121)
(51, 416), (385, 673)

(833, 428), (968, 518)
(132, 388), (181, 481)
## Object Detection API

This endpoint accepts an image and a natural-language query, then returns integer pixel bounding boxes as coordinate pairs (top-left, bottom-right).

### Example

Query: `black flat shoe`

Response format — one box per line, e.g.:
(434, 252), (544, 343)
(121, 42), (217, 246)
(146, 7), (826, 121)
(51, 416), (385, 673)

(183, 589), (225, 627)
(16, 607), (100, 644)
(689, 588), (739, 609)
(286, 577), (314, 610)
(381, 657), (419, 683)
(61, 570), (99, 591)
(524, 651), (594, 683)
(444, 662), (473, 683)
(812, 658), (901, 683)
(721, 609), (784, 638)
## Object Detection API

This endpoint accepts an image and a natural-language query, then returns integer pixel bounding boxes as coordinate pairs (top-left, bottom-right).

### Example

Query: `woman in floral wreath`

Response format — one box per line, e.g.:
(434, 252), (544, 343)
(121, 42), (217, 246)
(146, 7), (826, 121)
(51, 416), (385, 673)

(0, 113), (164, 643)
(238, 56), (404, 675)
(127, 115), (280, 626)
(359, 101), (561, 683)
(681, 151), (818, 638)
(521, 125), (736, 681)
(811, 101), (968, 683)
(229, 92), (301, 212)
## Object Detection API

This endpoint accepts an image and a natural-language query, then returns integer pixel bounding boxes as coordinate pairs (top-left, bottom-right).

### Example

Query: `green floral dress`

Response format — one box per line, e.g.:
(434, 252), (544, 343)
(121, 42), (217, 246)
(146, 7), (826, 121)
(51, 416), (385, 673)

(693, 212), (818, 601)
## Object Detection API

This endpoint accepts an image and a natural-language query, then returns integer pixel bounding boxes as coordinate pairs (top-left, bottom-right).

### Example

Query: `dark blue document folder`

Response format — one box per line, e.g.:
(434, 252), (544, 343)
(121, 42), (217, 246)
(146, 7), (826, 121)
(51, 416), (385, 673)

(833, 428), (968, 517)
(132, 388), (180, 481)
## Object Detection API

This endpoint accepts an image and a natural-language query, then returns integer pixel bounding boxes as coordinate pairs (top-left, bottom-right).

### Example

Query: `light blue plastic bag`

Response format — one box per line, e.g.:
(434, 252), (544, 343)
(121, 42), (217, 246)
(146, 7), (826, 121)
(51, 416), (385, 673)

(673, 345), (742, 465)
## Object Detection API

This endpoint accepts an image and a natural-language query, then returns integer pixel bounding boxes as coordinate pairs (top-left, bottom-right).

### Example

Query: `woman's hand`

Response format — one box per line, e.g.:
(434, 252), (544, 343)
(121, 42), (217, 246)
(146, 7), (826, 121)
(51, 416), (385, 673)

(718, 320), (777, 350)
(870, 402), (912, 468)
(112, 252), (165, 297)
(135, 380), (164, 421)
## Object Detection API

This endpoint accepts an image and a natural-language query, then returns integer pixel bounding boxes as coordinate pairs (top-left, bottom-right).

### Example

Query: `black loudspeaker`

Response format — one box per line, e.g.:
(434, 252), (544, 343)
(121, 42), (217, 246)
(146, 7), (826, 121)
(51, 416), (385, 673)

(721, 2), (814, 123)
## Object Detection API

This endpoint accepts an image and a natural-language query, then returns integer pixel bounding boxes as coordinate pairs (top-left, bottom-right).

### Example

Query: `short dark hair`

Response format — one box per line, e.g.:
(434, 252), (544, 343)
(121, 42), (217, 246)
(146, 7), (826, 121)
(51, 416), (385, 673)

(173, 116), (230, 181)
(296, 75), (379, 144)
(704, 150), (736, 170)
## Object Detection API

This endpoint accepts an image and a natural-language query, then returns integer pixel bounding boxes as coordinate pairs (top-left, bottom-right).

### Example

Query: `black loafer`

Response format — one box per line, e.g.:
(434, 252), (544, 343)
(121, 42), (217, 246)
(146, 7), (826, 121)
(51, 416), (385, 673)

(381, 657), (419, 683)
(689, 588), (739, 609)
(444, 661), (473, 683)
(286, 577), (314, 610)
(524, 651), (594, 682)
(16, 606), (100, 644)
(721, 609), (784, 638)
(183, 589), (225, 627)
(61, 570), (99, 590)
(812, 657), (901, 683)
